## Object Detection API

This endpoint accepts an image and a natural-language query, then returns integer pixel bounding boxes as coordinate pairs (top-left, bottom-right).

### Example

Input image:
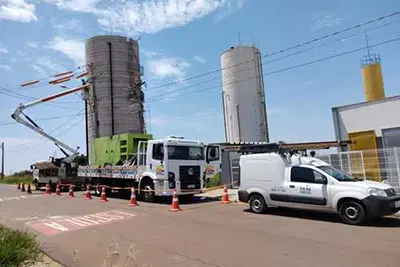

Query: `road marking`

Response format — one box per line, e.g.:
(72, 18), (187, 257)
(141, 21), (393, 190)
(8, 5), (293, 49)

(0, 194), (42, 202)
(28, 210), (136, 236)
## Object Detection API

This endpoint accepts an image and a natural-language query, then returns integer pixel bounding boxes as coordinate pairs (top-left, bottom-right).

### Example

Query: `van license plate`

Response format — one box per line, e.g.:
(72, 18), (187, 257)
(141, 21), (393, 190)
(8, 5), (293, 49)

(188, 185), (195, 189)
(395, 201), (400, 208)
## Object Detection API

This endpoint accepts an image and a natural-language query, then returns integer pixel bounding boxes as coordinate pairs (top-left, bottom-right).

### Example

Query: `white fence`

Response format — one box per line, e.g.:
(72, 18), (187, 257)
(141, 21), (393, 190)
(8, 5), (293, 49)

(316, 147), (400, 190)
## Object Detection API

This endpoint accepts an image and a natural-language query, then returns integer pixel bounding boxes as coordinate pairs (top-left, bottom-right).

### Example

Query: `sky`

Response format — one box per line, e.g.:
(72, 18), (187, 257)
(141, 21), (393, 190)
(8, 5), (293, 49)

(1, 0), (400, 173)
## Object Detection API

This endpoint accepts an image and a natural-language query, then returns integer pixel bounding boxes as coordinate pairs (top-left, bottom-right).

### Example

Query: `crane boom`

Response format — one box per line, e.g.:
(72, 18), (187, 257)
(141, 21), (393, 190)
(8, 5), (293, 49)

(11, 84), (89, 163)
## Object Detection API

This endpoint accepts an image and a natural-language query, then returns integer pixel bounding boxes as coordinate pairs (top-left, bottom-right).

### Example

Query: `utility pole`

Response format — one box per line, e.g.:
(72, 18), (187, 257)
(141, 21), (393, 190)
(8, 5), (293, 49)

(1, 142), (4, 181)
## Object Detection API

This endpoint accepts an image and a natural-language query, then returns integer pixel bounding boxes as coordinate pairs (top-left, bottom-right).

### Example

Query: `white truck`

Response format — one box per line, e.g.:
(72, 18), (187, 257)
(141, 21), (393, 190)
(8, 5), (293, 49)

(238, 152), (400, 225)
(78, 136), (206, 202)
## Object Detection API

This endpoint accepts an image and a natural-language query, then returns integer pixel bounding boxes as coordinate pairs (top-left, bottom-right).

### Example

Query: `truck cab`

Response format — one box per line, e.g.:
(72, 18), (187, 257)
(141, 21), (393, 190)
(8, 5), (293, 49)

(137, 136), (206, 201)
(238, 152), (400, 225)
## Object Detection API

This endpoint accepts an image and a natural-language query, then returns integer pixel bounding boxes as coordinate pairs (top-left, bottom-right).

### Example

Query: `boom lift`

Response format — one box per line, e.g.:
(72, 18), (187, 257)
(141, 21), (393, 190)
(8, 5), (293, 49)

(11, 83), (89, 189)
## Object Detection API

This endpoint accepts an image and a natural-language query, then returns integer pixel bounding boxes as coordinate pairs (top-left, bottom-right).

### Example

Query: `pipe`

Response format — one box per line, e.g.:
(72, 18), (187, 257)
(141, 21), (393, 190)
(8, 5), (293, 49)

(108, 42), (115, 135)
(85, 99), (89, 162)
(236, 104), (241, 142)
(222, 91), (228, 142)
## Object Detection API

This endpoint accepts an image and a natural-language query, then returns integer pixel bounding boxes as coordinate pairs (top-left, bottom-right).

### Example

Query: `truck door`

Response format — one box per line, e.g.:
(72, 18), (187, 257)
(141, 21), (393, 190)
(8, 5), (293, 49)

(205, 145), (221, 187)
(149, 142), (166, 178)
(283, 166), (329, 209)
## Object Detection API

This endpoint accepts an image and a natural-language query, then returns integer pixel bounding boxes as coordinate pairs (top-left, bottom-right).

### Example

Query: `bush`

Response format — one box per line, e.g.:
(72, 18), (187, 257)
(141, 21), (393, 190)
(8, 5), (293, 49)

(1, 175), (32, 185)
(0, 226), (42, 267)
(206, 172), (221, 188)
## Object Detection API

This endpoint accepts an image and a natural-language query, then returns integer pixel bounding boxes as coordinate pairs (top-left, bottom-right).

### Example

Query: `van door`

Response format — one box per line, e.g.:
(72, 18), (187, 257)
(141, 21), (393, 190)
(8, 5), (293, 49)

(281, 166), (329, 209)
(205, 145), (221, 187)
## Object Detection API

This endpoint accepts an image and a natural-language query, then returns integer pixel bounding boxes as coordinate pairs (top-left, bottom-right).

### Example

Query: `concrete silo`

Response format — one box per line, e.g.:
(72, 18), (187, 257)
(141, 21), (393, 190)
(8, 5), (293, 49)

(221, 45), (269, 143)
(85, 35), (148, 165)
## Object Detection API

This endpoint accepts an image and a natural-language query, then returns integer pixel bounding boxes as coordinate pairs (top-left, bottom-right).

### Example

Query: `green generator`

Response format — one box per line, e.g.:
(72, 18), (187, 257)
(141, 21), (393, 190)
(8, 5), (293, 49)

(90, 133), (153, 166)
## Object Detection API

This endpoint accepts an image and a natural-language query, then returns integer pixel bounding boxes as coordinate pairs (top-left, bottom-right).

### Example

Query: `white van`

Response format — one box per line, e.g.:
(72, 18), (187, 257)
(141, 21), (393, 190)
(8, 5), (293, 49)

(238, 153), (400, 225)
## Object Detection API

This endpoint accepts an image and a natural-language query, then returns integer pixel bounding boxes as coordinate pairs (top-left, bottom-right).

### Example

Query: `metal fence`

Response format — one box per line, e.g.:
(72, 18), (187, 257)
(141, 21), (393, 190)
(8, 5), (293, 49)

(316, 147), (400, 190)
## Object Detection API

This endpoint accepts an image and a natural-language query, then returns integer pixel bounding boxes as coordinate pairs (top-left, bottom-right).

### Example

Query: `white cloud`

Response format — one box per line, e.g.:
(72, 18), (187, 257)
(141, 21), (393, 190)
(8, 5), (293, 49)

(0, 43), (8, 53)
(142, 50), (162, 58)
(193, 55), (206, 64)
(31, 57), (65, 75)
(214, 0), (243, 23)
(51, 18), (84, 35)
(48, 36), (85, 65)
(0, 0), (37, 22)
(311, 12), (343, 32)
(30, 63), (47, 76)
(147, 57), (191, 80)
(25, 41), (39, 49)
(43, 0), (101, 13)
(96, 0), (230, 34)
(0, 64), (11, 71)
(43, 0), (240, 34)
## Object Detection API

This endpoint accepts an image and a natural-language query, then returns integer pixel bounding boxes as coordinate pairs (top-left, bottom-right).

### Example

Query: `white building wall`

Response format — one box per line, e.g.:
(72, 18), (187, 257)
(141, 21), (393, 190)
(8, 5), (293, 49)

(221, 45), (268, 143)
(332, 95), (400, 141)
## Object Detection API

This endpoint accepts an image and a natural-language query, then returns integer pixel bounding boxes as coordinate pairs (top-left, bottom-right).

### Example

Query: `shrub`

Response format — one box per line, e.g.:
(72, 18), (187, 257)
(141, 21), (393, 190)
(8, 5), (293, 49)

(0, 226), (42, 267)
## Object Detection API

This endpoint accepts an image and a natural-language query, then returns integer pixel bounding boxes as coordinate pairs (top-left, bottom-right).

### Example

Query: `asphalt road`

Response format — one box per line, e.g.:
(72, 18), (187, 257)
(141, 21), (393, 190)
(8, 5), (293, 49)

(1, 184), (400, 267)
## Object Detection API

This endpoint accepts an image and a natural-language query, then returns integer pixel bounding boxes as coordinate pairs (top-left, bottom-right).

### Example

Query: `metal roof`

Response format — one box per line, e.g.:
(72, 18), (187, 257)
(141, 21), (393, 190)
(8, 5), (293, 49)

(332, 95), (400, 112)
(31, 161), (58, 169)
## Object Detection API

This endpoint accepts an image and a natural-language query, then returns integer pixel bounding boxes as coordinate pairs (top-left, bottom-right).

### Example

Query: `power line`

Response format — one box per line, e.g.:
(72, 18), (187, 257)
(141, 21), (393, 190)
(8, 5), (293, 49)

(143, 11), (400, 92)
(144, 36), (400, 102)
(0, 113), (85, 126)
(104, 34), (400, 103)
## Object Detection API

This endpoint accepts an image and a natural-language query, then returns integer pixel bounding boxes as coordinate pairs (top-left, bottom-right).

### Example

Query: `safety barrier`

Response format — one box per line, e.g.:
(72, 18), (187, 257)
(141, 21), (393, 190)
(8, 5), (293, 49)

(19, 181), (237, 211)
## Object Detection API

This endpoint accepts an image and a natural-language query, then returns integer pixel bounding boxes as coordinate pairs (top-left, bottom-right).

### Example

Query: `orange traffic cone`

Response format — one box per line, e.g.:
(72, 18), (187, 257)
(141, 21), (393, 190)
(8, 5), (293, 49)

(67, 185), (75, 198)
(99, 187), (108, 202)
(21, 183), (26, 192)
(27, 184), (32, 194)
(129, 187), (138, 206)
(55, 184), (61, 196)
(45, 184), (51, 195)
(170, 189), (181, 211)
(84, 185), (92, 200)
(17, 183), (21, 190)
(221, 185), (230, 204)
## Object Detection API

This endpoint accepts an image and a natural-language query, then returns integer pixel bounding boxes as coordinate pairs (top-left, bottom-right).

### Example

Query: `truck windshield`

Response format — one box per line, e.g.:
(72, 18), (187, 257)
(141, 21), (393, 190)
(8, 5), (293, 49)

(317, 165), (355, 182)
(167, 145), (204, 160)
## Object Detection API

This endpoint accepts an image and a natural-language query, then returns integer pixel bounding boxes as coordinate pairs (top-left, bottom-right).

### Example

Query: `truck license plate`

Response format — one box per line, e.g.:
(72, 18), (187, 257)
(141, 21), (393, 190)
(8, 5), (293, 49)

(188, 185), (195, 189)
(395, 201), (400, 208)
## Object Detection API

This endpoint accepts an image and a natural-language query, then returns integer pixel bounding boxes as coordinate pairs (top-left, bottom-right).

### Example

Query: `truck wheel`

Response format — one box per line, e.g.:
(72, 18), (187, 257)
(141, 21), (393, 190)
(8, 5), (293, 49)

(142, 181), (156, 203)
(339, 200), (366, 225)
(249, 194), (267, 214)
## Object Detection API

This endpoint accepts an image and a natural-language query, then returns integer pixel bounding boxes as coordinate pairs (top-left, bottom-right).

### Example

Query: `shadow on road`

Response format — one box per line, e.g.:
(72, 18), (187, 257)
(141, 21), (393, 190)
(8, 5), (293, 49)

(243, 207), (400, 227)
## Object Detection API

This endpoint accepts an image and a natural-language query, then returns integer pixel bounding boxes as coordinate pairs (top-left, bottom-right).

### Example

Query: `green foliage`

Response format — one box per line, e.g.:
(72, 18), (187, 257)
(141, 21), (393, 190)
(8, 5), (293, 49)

(11, 170), (31, 177)
(1, 175), (32, 185)
(206, 172), (221, 188)
(0, 226), (42, 267)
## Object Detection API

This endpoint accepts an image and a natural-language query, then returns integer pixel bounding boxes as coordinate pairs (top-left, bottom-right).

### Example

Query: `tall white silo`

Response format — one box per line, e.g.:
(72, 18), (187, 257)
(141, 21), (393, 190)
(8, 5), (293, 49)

(221, 45), (269, 143)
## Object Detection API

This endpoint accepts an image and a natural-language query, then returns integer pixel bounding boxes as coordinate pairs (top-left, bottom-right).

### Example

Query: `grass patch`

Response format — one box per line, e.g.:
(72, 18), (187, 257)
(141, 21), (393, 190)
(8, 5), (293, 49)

(1, 175), (32, 185)
(206, 173), (221, 188)
(0, 226), (42, 267)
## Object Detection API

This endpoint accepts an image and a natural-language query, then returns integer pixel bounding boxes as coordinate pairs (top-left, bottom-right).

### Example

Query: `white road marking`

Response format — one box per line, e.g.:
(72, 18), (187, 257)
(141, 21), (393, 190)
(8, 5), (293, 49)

(28, 210), (136, 236)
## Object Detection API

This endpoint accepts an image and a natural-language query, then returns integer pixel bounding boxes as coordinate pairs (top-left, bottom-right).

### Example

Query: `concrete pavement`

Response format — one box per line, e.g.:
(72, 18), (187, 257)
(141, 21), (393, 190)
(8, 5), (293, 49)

(1, 184), (400, 267)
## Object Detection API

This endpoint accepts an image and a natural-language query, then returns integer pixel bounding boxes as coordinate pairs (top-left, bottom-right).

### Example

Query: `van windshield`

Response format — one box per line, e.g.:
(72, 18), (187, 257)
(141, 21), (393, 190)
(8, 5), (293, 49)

(167, 145), (204, 160)
(317, 165), (356, 182)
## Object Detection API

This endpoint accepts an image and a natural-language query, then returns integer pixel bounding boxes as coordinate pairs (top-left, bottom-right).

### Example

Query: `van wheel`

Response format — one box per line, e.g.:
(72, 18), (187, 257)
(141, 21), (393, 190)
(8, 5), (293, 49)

(249, 194), (267, 214)
(339, 200), (366, 225)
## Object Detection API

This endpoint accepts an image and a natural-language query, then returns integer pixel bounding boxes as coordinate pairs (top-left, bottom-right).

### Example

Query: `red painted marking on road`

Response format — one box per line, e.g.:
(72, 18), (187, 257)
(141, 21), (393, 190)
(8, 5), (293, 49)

(28, 210), (136, 236)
